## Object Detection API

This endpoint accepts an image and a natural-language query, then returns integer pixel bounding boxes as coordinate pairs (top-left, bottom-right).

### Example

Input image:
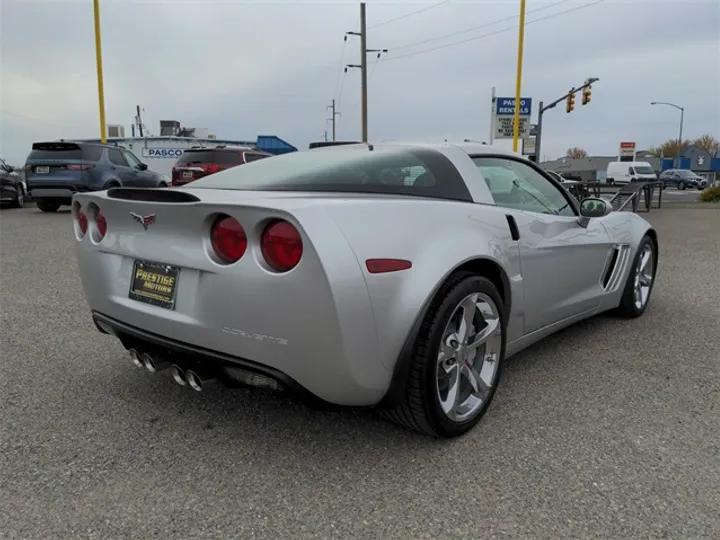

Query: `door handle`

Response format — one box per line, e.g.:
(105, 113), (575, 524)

(506, 215), (520, 241)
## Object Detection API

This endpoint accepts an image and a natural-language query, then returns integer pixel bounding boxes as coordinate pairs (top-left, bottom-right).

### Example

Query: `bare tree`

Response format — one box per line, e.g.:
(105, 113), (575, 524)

(566, 147), (588, 159)
(691, 134), (720, 157)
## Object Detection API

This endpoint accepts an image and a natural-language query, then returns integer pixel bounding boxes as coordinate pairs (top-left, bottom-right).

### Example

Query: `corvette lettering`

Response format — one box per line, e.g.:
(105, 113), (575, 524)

(222, 327), (288, 346)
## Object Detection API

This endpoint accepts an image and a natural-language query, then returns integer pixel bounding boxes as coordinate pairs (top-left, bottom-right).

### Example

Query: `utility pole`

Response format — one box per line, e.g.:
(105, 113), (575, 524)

(344, 2), (387, 143)
(136, 105), (144, 137)
(326, 99), (341, 141)
(92, 0), (107, 143)
(323, 131), (329, 142)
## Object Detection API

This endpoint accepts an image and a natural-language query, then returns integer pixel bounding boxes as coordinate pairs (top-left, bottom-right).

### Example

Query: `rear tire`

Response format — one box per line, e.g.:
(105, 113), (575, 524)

(36, 199), (60, 213)
(380, 273), (506, 438)
(12, 186), (24, 208)
(613, 235), (657, 318)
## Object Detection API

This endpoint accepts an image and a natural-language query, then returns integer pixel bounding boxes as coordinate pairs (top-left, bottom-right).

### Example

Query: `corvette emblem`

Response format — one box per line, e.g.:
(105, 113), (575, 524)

(130, 212), (156, 230)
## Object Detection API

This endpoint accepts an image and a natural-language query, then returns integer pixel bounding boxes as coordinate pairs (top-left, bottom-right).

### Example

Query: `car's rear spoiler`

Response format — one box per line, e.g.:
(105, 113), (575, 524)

(32, 141), (83, 151)
(308, 141), (361, 149)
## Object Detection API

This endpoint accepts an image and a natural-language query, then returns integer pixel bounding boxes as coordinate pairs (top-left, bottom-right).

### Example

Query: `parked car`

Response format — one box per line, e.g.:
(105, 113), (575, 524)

(71, 141), (659, 439)
(0, 157), (25, 208)
(606, 161), (657, 185)
(24, 141), (168, 213)
(170, 146), (272, 186)
(658, 169), (707, 190)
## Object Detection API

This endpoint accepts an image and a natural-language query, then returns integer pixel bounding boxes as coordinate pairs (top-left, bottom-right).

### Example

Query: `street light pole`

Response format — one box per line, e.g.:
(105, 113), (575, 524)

(650, 101), (685, 169)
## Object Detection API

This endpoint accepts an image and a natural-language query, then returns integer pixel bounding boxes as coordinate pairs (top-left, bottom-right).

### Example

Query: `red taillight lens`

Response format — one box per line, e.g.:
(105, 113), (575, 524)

(96, 211), (107, 239)
(203, 164), (221, 175)
(67, 164), (93, 171)
(261, 220), (303, 272)
(210, 215), (247, 264)
(77, 207), (88, 235)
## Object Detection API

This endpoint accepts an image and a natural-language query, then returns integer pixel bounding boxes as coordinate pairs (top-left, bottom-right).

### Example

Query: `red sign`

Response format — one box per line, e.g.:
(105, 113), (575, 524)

(619, 141), (636, 157)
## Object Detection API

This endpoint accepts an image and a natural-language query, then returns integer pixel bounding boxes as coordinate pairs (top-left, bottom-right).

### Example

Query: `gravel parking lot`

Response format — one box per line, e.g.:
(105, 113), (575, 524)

(1, 204), (718, 540)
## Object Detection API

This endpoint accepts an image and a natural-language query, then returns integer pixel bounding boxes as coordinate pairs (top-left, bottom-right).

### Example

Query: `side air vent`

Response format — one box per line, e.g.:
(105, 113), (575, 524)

(602, 244), (632, 292)
(107, 188), (201, 203)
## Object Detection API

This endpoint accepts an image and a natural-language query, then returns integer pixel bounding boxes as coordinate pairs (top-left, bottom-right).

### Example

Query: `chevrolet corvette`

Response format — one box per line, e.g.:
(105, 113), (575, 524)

(72, 141), (659, 438)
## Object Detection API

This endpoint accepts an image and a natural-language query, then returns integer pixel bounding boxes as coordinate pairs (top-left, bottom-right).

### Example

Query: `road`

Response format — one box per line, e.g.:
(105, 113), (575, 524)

(1, 204), (718, 540)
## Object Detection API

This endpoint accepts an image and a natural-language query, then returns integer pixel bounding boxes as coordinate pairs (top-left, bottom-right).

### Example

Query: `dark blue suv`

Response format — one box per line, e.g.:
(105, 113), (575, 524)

(25, 140), (169, 212)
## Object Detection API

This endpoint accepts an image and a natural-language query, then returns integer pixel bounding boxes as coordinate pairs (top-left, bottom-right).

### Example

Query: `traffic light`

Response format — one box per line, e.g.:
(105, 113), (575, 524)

(582, 84), (592, 105)
(566, 91), (576, 113)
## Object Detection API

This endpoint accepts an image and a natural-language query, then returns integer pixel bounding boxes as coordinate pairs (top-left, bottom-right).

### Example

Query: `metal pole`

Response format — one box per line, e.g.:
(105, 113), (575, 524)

(535, 101), (544, 165)
(512, 0), (527, 153)
(360, 2), (368, 143)
(489, 86), (496, 145)
(678, 107), (684, 169)
(93, 0), (107, 143)
(331, 99), (337, 141)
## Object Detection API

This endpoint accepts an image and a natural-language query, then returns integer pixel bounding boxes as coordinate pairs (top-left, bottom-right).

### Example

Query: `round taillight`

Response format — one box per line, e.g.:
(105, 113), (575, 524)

(77, 207), (88, 235)
(96, 211), (107, 239)
(210, 215), (247, 264)
(261, 220), (303, 272)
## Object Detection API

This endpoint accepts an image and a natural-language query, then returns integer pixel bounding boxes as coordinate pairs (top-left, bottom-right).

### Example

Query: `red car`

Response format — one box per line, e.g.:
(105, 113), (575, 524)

(171, 146), (272, 186)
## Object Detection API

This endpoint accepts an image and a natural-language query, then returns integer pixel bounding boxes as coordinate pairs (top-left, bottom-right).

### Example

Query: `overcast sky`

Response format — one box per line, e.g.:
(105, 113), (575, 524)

(1, 0), (719, 164)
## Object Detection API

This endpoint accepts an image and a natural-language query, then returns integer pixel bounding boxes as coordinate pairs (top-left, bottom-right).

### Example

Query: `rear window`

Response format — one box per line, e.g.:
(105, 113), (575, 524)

(188, 147), (473, 202)
(176, 149), (244, 165)
(27, 144), (103, 162)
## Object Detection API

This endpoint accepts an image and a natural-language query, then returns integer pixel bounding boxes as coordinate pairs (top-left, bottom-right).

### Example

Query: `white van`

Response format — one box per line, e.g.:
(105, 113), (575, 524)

(606, 161), (657, 185)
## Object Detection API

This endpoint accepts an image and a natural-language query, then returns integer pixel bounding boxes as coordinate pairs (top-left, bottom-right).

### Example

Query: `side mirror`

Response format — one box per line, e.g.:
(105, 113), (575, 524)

(138, 163), (148, 171)
(577, 197), (612, 227)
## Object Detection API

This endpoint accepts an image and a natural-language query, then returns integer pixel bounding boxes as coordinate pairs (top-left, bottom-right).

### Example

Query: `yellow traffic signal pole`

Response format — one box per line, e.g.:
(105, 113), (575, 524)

(93, 0), (107, 143)
(512, 0), (527, 153)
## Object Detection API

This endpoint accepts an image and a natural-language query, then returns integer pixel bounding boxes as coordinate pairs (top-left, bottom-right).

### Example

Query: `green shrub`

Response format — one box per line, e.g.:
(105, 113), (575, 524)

(698, 186), (720, 203)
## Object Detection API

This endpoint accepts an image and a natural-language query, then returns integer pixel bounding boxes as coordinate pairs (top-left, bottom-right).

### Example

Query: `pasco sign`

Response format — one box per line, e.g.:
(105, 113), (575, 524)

(494, 97), (533, 139)
(141, 148), (185, 159)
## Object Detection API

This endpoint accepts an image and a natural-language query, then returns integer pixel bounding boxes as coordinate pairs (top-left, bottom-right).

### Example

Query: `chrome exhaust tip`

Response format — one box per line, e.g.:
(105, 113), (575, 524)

(185, 369), (216, 392)
(128, 348), (144, 368)
(140, 352), (171, 373)
(170, 364), (187, 386)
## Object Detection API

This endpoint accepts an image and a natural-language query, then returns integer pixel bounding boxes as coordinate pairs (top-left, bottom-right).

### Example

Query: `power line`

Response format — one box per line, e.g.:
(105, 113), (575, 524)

(388, 0), (573, 53)
(333, 35), (348, 103)
(369, 0), (451, 29)
(378, 0), (605, 64)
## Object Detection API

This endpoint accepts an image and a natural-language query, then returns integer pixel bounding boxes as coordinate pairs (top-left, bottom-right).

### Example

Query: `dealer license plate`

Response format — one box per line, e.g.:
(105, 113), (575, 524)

(182, 171), (193, 178)
(36, 166), (49, 174)
(129, 260), (180, 310)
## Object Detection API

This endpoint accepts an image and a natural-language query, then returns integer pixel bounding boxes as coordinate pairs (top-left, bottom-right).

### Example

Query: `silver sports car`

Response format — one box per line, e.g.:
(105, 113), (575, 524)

(72, 141), (659, 438)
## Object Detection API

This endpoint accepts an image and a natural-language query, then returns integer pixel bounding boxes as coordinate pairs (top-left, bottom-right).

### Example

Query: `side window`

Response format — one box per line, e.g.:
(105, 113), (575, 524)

(244, 153), (269, 163)
(472, 157), (576, 217)
(123, 151), (142, 168)
(628, 167), (635, 175)
(108, 148), (128, 166)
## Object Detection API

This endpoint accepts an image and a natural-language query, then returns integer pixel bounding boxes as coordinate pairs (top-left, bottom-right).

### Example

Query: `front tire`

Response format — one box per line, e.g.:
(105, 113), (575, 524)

(36, 199), (60, 212)
(614, 235), (658, 318)
(381, 273), (506, 438)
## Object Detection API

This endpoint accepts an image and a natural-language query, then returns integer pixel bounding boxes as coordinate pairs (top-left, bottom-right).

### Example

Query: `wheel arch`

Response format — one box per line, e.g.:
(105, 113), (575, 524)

(377, 255), (511, 409)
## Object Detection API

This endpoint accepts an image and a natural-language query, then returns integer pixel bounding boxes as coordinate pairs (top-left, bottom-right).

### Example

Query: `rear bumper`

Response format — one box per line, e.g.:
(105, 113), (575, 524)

(30, 188), (76, 198)
(90, 308), (390, 407)
(92, 311), (323, 403)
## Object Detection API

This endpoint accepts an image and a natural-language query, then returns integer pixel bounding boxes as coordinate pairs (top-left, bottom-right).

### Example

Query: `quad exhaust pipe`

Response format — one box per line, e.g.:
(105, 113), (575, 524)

(127, 348), (218, 392)
(185, 367), (217, 392)
(128, 348), (171, 373)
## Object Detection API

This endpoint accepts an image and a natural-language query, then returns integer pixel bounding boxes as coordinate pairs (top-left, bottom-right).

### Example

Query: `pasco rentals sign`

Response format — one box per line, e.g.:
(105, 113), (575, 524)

(494, 97), (532, 139)
(141, 147), (185, 159)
